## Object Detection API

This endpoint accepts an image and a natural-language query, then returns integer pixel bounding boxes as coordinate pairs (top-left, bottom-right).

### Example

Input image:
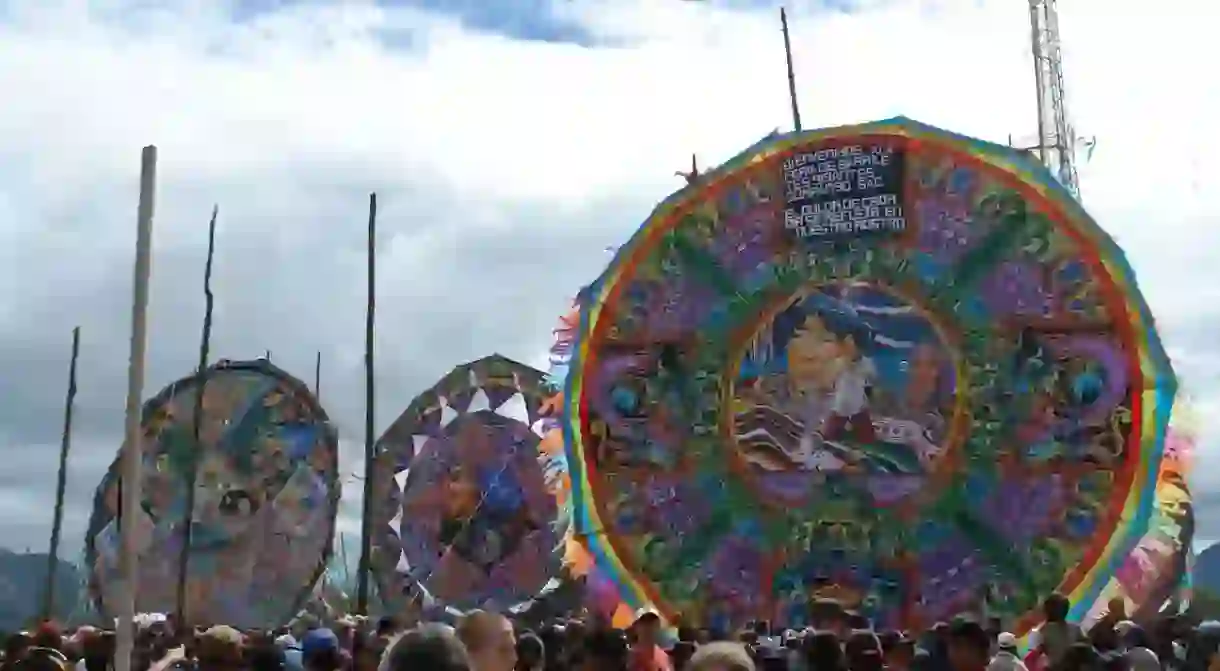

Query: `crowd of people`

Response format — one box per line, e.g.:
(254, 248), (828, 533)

(0, 593), (1216, 671)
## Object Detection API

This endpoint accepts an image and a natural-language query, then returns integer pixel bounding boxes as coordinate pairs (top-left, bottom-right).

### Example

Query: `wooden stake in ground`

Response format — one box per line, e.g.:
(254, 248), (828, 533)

(43, 326), (80, 620)
(175, 204), (218, 626)
(116, 145), (157, 671)
(356, 193), (377, 614)
(781, 7), (803, 132)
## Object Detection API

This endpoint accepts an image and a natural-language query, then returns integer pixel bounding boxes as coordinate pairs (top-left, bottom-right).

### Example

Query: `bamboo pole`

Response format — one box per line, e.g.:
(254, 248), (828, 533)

(315, 351), (322, 400)
(781, 7), (802, 132)
(356, 193), (377, 614)
(43, 326), (80, 620)
(116, 146), (157, 671)
(175, 205), (218, 626)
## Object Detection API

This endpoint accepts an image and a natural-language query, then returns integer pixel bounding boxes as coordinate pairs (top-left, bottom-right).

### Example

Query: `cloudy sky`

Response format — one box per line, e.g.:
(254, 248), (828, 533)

(0, 0), (1213, 564)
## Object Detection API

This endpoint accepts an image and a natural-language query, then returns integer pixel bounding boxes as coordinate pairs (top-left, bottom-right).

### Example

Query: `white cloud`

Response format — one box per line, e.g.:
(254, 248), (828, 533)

(0, 0), (1214, 552)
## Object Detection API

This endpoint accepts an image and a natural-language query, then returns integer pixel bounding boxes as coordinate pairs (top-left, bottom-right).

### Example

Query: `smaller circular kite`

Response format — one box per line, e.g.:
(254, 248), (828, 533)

(84, 359), (340, 628)
(371, 354), (563, 615)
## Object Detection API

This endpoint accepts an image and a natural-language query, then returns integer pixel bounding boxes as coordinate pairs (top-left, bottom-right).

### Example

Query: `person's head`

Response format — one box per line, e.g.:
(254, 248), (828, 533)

(375, 617), (399, 640)
(1106, 598), (1127, 621)
(883, 633), (915, 669)
(514, 633), (544, 671)
(31, 623), (62, 653)
(1043, 594), (1071, 624)
(457, 611), (515, 671)
(246, 639), (286, 671)
(945, 620), (990, 671)
(996, 633), (1019, 655)
(810, 599), (846, 636)
(578, 628), (626, 671)
(845, 630), (883, 671)
(688, 642), (755, 671)
(802, 631), (843, 671)
(197, 625), (244, 670)
(300, 629), (341, 671)
(6, 632), (33, 662)
(631, 610), (662, 648)
(1057, 643), (1101, 671)
(379, 624), (469, 671)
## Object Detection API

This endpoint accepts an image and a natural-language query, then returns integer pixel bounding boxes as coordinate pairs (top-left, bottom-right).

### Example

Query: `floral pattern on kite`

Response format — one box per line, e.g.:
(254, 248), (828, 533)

(563, 117), (1181, 634)
(84, 359), (339, 629)
(370, 355), (563, 615)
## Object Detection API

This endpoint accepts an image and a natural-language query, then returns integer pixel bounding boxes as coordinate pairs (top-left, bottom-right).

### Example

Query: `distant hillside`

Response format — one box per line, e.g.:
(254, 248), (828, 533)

(1197, 544), (1220, 595)
(0, 550), (83, 630)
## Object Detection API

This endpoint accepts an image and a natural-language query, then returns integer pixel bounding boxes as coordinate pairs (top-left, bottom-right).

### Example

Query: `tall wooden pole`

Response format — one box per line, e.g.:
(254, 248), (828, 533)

(314, 351), (322, 400)
(116, 146), (157, 671)
(356, 193), (377, 614)
(43, 326), (80, 620)
(175, 205), (218, 626)
(781, 7), (802, 132)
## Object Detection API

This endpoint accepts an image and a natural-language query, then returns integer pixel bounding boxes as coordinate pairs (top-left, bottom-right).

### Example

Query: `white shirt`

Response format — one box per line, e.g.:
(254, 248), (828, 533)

(830, 357), (876, 416)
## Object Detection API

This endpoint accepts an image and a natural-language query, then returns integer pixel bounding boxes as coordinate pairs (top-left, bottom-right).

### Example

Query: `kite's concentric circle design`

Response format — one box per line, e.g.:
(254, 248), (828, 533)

(84, 359), (339, 628)
(371, 355), (564, 614)
(564, 118), (1178, 633)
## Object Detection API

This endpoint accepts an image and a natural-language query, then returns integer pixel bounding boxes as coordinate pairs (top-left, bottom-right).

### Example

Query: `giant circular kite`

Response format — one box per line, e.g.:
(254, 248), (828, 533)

(563, 117), (1178, 632)
(84, 359), (340, 628)
(371, 354), (564, 615)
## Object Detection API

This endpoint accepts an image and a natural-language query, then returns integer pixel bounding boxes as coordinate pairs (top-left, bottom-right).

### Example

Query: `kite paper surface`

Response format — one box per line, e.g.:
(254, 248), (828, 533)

(85, 359), (339, 628)
(562, 117), (1182, 633)
(370, 354), (566, 615)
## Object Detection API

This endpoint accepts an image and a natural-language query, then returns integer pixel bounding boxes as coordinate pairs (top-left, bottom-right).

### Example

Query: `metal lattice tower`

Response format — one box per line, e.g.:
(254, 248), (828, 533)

(1028, 0), (1081, 200)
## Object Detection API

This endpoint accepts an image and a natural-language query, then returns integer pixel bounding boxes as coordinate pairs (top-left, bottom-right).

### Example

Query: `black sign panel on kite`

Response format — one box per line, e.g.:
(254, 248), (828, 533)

(782, 141), (906, 240)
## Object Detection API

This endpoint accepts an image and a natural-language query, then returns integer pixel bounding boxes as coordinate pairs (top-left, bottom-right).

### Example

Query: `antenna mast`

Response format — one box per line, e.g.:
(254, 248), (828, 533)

(1028, 0), (1081, 199)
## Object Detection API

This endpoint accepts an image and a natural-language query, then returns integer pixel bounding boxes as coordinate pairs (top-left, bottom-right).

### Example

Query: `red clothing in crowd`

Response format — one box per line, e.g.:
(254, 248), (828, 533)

(629, 644), (672, 671)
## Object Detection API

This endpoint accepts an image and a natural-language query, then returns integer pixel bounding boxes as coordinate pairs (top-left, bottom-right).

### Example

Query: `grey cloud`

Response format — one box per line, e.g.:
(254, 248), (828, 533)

(0, 155), (650, 556)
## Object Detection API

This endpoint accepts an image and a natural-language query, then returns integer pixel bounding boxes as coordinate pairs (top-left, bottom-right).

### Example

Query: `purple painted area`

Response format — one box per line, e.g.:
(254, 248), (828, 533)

(649, 479), (712, 537)
(620, 276), (716, 343)
(707, 205), (782, 280)
(978, 261), (1054, 317)
(915, 536), (986, 619)
(866, 476), (924, 504)
(706, 536), (767, 612)
(1044, 336), (1130, 426)
(914, 199), (974, 265)
(751, 470), (814, 503)
(977, 476), (1066, 544)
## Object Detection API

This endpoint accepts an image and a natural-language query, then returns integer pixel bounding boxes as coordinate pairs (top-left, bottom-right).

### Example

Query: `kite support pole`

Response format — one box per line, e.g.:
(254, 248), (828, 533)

(43, 326), (80, 621)
(175, 205), (218, 627)
(356, 193), (378, 615)
(116, 145), (156, 671)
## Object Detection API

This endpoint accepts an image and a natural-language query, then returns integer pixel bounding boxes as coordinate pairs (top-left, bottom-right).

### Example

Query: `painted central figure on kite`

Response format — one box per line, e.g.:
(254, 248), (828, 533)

(561, 117), (1189, 635)
(735, 282), (953, 477)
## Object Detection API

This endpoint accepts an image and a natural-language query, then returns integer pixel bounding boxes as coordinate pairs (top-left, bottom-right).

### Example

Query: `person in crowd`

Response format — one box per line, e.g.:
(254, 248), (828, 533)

(195, 625), (243, 671)
(802, 631), (843, 671)
(687, 642), (754, 671)
(946, 620), (993, 671)
(882, 632), (915, 671)
(274, 634), (303, 671)
(300, 629), (342, 671)
(1056, 643), (1102, 671)
(844, 630), (883, 671)
(245, 635), (286, 671)
(1030, 595), (1084, 670)
(1091, 600), (1129, 653)
(1120, 625), (1160, 671)
(379, 623), (470, 671)
(515, 632), (545, 671)
(458, 610), (517, 671)
(987, 633), (1028, 671)
(580, 628), (628, 671)
(628, 609), (671, 671)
